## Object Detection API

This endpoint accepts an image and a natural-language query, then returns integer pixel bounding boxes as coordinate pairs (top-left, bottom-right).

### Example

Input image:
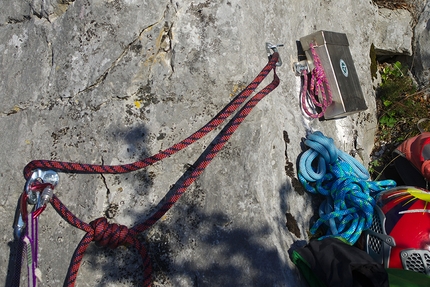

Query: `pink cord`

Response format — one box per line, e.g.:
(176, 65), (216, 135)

(23, 213), (39, 287)
(301, 43), (333, 118)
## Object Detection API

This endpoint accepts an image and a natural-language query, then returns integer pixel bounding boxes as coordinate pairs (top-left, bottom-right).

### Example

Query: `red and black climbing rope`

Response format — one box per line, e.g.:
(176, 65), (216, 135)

(23, 53), (279, 180)
(50, 195), (153, 286)
(22, 52), (280, 287)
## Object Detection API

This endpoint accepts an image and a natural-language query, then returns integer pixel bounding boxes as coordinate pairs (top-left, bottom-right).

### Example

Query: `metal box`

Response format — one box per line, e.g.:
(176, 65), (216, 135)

(300, 30), (367, 119)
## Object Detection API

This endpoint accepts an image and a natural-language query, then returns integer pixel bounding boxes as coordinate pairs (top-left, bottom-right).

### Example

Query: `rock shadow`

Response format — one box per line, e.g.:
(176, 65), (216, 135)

(75, 124), (298, 286)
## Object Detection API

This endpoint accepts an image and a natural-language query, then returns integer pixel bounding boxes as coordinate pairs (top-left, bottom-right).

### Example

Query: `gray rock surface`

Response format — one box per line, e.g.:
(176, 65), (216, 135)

(414, 0), (430, 86)
(373, 8), (413, 56)
(0, 1), (420, 286)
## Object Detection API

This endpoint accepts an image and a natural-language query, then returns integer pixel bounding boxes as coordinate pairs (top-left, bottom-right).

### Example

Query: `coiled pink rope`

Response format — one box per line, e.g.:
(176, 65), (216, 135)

(301, 43), (333, 118)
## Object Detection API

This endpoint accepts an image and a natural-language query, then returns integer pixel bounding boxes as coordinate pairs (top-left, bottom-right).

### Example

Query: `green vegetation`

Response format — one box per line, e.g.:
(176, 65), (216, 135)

(378, 61), (417, 136)
(370, 60), (430, 178)
(369, 0), (430, 179)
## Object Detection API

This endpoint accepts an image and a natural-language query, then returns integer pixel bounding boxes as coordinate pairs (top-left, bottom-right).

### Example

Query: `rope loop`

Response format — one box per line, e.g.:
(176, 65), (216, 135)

(90, 217), (132, 249)
(300, 43), (333, 118)
(298, 131), (396, 244)
(306, 131), (338, 163)
(16, 52), (280, 287)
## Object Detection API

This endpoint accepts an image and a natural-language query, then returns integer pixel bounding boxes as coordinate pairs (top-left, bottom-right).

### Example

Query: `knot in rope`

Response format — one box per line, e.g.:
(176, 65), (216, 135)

(50, 195), (152, 287)
(298, 131), (396, 244)
(90, 217), (132, 249)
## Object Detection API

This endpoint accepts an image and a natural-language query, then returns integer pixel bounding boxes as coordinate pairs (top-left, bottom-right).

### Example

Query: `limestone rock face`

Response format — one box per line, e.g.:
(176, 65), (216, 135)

(0, 1), (418, 286)
(373, 8), (413, 56)
(414, 1), (430, 87)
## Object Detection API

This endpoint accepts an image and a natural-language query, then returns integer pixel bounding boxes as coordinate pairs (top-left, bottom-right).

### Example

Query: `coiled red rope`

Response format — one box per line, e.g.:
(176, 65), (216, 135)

(23, 52), (280, 286)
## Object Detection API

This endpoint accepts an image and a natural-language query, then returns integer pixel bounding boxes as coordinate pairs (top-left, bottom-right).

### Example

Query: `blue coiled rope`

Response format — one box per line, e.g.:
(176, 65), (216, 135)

(298, 131), (396, 244)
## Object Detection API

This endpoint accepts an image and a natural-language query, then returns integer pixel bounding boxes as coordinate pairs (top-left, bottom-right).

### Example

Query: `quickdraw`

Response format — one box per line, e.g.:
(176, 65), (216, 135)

(13, 169), (59, 287)
(13, 44), (282, 287)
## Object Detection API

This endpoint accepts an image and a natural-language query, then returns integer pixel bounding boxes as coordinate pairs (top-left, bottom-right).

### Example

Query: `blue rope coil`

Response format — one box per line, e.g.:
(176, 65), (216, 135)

(298, 131), (396, 244)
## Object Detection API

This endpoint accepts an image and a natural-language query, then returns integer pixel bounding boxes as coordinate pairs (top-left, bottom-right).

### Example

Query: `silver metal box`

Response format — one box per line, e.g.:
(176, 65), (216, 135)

(300, 30), (367, 119)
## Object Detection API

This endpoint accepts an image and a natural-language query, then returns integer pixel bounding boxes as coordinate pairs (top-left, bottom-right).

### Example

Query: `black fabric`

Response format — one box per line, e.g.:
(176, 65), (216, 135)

(291, 237), (389, 287)
(393, 155), (427, 188)
(372, 153), (427, 188)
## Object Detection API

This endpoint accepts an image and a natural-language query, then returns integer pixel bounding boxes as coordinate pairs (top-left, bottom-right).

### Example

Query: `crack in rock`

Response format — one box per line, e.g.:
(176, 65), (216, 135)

(30, 0), (74, 23)
(76, 22), (159, 95)
(77, 3), (175, 96)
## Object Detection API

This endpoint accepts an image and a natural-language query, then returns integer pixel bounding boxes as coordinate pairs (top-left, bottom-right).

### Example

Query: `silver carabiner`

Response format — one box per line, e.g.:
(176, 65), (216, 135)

(13, 193), (27, 240)
(293, 60), (310, 76)
(266, 42), (284, 67)
(14, 169), (59, 239)
(25, 169), (59, 204)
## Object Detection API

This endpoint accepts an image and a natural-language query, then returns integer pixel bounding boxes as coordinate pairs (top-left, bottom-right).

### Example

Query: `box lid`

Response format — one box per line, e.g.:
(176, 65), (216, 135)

(300, 30), (349, 51)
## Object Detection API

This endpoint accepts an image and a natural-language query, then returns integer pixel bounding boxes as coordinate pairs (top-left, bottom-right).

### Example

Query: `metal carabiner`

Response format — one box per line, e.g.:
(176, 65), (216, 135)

(33, 184), (55, 218)
(25, 169), (59, 204)
(13, 192), (28, 239)
(266, 42), (284, 67)
(293, 60), (310, 76)
(13, 169), (59, 239)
